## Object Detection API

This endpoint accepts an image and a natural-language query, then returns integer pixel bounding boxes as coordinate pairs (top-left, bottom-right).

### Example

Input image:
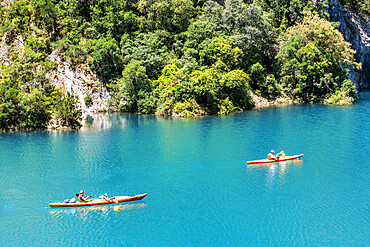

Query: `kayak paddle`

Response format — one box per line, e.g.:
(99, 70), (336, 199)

(110, 197), (118, 203)
(75, 194), (94, 202)
(75, 193), (94, 198)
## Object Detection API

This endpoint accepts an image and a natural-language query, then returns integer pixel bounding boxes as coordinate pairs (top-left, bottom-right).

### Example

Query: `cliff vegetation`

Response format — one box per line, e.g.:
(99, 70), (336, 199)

(0, 0), (364, 130)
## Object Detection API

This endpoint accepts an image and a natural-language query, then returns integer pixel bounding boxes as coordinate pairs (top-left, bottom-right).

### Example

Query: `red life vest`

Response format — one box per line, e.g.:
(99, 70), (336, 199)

(78, 194), (86, 202)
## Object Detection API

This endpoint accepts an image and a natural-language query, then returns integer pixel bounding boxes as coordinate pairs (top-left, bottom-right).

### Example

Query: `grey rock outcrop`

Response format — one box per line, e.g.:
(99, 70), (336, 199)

(46, 51), (112, 124)
(327, 0), (370, 89)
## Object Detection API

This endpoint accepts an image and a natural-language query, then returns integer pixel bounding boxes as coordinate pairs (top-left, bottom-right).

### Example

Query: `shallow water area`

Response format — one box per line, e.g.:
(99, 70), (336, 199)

(0, 91), (369, 246)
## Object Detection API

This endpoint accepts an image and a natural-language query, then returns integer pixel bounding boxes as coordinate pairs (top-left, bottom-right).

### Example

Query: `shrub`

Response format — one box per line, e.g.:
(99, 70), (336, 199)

(84, 94), (93, 106)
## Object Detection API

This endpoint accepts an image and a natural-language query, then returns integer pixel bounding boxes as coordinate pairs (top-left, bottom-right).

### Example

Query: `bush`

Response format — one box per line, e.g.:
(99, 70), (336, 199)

(173, 99), (206, 117)
(326, 79), (357, 105)
(326, 91), (354, 105)
(52, 90), (82, 128)
(116, 60), (152, 113)
(84, 94), (93, 106)
(137, 91), (157, 114)
(218, 97), (236, 115)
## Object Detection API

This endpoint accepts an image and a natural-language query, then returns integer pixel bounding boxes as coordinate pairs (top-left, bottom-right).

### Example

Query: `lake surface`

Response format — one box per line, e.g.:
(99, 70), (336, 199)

(1, 92), (369, 246)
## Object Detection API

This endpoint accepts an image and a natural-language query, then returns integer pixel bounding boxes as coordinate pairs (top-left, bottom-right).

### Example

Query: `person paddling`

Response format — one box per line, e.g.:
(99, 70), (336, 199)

(268, 150), (285, 160)
(100, 193), (109, 201)
(268, 150), (278, 160)
(77, 190), (88, 202)
(99, 193), (118, 203)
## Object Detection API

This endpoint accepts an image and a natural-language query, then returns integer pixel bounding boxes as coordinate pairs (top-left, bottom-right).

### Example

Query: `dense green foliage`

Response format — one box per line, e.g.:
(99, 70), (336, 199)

(153, 61), (253, 116)
(338, 0), (370, 22)
(0, 0), (362, 130)
(0, 0), (81, 131)
(277, 11), (361, 103)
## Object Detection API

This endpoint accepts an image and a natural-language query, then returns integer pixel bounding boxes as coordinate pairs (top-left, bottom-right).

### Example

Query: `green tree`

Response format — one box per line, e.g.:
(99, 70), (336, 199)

(88, 37), (123, 82)
(19, 88), (51, 129)
(199, 36), (243, 69)
(153, 63), (193, 116)
(277, 11), (361, 102)
(90, 0), (139, 38)
(0, 78), (22, 130)
(52, 90), (82, 128)
(190, 62), (253, 113)
(120, 31), (173, 80)
(179, 19), (219, 59)
(138, 0), (196, 33)
(153, 60), (253, 117)
(0, 0), (58, 44)
(116, 60), (152, 112)
(259, 0), (329, 28)
(338, 0), (369, 22)
(0, 61), (55, 130)
(190, 66), (221, 113)
(219, 69), (252, 109)
(201, 1), (277, 95)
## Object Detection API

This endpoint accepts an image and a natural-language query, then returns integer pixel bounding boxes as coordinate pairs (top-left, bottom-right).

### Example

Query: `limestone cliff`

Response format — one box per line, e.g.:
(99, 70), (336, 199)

(0, 38), (112, 124)
(0, 0), (112, 126)
(46, 51), (112, 124)
(327, 0), (370, 89)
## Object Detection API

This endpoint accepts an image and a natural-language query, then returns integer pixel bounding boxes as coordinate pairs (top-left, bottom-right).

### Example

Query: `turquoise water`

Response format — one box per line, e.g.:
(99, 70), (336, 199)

(1, 92), (369, 246)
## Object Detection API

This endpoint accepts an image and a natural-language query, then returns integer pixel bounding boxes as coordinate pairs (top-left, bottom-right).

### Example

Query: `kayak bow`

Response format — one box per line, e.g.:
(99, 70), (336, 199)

(246, 154), (303, 165)
(49, 193), (147, 208)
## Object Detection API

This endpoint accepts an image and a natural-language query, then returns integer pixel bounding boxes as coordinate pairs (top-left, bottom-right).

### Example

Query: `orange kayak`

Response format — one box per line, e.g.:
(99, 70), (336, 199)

(49, 193), (147, 208)
(246, 154), (303, 165)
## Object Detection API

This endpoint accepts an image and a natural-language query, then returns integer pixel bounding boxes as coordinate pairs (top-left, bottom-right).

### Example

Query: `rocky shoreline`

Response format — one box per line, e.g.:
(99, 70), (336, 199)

(249, 93), (296, 109)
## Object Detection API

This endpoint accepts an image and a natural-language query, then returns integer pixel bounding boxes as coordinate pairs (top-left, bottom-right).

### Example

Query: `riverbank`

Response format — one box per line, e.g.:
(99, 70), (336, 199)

(250, 93), (297, 109)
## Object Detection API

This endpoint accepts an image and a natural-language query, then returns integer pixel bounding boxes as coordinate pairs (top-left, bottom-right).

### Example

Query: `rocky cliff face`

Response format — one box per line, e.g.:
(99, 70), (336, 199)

(46, 51), (112, 124)
(0, 0), (113, 125)
(0, 37), (112, 126)
(327, 0), (370, 89)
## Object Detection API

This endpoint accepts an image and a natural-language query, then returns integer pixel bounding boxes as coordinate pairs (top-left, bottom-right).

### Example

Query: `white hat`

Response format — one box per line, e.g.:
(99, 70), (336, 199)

(271, 150), (275, 153)
(80, 190), (84, 194)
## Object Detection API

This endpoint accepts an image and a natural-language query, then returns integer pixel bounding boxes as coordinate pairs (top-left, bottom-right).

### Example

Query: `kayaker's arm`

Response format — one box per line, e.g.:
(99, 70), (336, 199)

(268, 153), (277, 160)
(108, 197), (119, 203)
(77, 194), (93, 202)
(275, 151), (284, 160)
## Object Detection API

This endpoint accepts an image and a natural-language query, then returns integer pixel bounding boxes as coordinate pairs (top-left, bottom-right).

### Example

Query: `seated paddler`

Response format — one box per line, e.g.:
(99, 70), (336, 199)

(78, 190), (87, 202)
(268, 150), (278, 160)
(268, 150), (285, 160)
(100, 193), (109, 201)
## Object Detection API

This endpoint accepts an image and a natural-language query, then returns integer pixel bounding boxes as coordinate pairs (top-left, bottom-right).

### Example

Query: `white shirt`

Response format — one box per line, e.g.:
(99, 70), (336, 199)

(268, 153), (276, 159)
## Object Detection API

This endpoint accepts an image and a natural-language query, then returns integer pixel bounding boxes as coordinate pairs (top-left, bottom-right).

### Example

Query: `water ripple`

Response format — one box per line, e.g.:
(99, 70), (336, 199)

(0, 92), (369, 246)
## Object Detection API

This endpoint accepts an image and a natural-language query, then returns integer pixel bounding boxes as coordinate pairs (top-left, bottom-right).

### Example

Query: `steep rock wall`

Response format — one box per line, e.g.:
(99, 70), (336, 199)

(1, 0), (112, 126)
(0, 37), (112, 126)
(46, 51), (112, 123)
(327, 0), (370, 89)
